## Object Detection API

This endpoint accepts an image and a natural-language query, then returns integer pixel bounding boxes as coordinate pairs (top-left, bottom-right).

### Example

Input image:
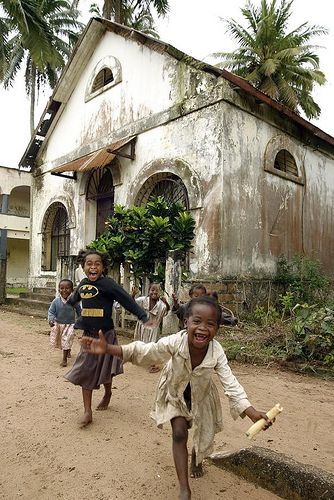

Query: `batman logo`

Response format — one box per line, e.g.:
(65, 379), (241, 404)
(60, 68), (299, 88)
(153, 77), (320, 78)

(79, 284), (99, 299)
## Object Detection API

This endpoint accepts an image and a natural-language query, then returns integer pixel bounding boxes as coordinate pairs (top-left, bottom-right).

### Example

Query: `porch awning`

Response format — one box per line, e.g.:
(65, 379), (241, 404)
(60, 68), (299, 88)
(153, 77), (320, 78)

(51, 136), (136, 173)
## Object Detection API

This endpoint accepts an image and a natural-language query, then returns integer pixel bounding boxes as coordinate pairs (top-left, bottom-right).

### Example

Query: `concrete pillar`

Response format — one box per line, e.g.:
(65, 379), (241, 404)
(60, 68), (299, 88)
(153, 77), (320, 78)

(0, 194), (9, 303)
(162, 250), (183, 335)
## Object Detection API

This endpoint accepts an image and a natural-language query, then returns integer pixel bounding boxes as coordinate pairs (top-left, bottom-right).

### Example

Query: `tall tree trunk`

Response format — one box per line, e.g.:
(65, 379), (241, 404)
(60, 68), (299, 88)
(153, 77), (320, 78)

(102, 0), (113, 20)
(30, 64), (36, 136)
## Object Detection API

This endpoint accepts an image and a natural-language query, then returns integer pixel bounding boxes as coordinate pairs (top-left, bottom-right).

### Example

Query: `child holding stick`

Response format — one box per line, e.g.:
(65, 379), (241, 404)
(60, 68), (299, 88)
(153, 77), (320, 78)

(81, 295), (273, 499)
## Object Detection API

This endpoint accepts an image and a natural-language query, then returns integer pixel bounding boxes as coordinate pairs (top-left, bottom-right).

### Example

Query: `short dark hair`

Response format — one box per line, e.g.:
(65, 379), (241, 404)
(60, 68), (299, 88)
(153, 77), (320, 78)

(59, 279), (73, 289)
(185, 296), (222, 326)
(189, 283), (207, 296)
(79, 248), (109, 272)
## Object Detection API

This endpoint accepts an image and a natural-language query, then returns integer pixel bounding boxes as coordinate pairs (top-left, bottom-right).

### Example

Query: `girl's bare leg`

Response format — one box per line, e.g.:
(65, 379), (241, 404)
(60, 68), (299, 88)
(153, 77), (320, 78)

(96, 381), (112, 410)
(171, 417), (191, 500)
(80, 388), (93, 427)
(60, 349), (69, 367)
(190, 448), (203, 478)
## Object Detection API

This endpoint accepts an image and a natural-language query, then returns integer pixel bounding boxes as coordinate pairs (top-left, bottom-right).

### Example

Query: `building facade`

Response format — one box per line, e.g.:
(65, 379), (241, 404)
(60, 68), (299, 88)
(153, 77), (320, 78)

(21, 18), (334, 298)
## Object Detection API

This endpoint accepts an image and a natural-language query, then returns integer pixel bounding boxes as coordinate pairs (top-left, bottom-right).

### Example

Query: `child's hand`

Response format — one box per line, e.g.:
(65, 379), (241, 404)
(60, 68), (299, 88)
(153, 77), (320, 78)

(131, 286), (139, 298)
(80, 330), (107, 354)
(244, 406), (274, 430)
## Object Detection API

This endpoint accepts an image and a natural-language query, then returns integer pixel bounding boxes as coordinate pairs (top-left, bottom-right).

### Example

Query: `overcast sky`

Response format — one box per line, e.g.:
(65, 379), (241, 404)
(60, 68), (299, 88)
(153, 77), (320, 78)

(0, 0), (333, 167)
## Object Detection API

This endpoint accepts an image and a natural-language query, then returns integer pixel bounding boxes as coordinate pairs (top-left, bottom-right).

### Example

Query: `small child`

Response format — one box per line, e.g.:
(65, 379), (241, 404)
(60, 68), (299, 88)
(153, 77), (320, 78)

(132, 282), (170, 373)
(81, 295), (273, 500)
(48, 279), (81, 367)
(208, 290), (238, 326)
(172, 283), (207, 329)
(65, 249), (152, 427)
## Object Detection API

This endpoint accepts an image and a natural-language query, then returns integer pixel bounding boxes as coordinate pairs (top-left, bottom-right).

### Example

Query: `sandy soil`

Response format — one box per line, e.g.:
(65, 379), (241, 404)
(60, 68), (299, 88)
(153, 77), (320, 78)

(1, 309), (334, 500)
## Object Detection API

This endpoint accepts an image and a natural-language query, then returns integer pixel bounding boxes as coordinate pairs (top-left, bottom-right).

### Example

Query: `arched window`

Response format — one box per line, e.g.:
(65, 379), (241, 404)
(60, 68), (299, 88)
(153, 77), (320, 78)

(87, 166), (115, 236)
(85, 56), (122, 102)
(41, 202), (70, 271)
(91, 67), (114, 93)
(274, 149), (298, 176)
(136, 173), (189, 208)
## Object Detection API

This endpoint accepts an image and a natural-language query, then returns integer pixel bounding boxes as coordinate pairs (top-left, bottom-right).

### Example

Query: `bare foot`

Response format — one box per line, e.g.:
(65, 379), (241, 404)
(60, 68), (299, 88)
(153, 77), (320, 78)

(179, 488), (191, 499)
(190, 450), (203, 478)
(60, 360), (67, 367)
(79, 410), (92, 428)
(96, 393), (111, 410)
(149, 365), (161, 373)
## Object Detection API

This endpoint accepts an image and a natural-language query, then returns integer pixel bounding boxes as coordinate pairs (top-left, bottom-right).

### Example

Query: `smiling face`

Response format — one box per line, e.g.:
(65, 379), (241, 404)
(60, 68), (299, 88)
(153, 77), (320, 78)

(58, 280), (73, 299)
(185, 303), (219, 351)
(83, 253), (104, 282)
(149, 284), (160, 301)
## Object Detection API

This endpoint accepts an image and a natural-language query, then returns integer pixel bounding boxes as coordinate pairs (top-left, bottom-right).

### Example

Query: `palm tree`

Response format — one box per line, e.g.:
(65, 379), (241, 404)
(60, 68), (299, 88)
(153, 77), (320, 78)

(2, 0), (82, 135)
(101, 0), (169, 23)
(87, 0), (163, 37)
(0, 0), (62, 77)
(212, 0), (328, 119)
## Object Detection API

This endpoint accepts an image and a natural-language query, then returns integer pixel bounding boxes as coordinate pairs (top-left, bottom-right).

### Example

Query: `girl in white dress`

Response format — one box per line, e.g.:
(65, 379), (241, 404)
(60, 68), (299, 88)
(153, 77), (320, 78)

(132, 283), (169, 372)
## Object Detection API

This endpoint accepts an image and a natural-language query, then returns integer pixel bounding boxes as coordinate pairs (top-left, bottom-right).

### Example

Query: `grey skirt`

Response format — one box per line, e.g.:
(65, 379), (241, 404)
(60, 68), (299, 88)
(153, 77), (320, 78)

(65, 329), (123, 390)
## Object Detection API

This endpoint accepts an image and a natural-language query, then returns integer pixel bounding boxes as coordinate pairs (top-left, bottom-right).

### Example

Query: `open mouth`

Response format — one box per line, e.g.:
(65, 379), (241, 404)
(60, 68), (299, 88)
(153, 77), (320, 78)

(88, 271), (98, 280)
(194, 333), (208, 343)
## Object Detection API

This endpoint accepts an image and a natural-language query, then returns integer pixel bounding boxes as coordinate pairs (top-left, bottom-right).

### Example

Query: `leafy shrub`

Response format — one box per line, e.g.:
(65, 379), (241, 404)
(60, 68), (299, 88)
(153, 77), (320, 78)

(287, 304), (334, 366)
(274, 255), (329, 305)
(88, 196), (195, 280)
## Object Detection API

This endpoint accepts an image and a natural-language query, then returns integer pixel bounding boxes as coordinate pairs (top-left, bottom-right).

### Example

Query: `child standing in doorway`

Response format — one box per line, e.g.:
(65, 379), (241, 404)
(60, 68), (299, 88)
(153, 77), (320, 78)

(48, 279), (81, 367)
(65, 249), (151, 427)
(132, 282), (170, 372)
(80, 295), (273, 500)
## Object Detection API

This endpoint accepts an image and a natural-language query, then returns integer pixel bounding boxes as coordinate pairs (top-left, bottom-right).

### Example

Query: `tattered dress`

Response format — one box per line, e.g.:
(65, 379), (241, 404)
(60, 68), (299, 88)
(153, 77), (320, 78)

(122, 330), (251, 464)
(134, 296), (168, 343)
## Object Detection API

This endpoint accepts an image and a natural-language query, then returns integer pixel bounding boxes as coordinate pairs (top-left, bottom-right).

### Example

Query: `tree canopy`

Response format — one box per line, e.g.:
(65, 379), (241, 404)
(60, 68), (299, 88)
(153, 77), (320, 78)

(88, 197), (195, 281)
(212, 0), (328, 119)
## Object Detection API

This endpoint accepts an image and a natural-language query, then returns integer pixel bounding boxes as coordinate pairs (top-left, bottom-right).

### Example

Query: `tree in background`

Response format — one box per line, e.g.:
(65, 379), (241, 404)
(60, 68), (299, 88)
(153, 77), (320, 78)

(88, 0), (165, 37)
(89, 197), (195, 284)
(0, 0), (61, 79)
(1, 0), (82, 135)
(212, 0), (328, 119)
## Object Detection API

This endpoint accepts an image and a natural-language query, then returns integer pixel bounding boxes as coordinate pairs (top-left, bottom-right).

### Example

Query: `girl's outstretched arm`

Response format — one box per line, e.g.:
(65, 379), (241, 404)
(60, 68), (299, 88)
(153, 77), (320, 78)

(81, 330), (123, 358)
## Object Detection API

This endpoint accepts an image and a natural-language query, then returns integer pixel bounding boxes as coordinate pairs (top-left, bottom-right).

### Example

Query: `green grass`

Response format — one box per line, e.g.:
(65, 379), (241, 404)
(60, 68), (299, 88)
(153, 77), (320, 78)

(6, 287), (28, 295)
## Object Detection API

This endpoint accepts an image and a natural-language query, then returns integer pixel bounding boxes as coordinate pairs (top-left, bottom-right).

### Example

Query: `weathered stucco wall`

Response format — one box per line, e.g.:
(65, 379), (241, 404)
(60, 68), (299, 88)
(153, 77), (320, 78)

(28, 24), (334, 287)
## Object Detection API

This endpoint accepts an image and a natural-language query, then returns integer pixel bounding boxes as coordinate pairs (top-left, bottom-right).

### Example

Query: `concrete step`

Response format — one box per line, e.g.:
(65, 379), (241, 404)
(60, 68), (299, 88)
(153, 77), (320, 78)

(1, 302), (47, 319)
(6, 296), (51, 313)
(33, 287), (56, 295)
(20, 292), (55, 302)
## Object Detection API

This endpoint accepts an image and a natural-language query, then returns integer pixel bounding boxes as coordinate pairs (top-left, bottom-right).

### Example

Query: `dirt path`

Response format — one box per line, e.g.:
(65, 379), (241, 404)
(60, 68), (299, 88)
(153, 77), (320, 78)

(1, 310), (333, 500)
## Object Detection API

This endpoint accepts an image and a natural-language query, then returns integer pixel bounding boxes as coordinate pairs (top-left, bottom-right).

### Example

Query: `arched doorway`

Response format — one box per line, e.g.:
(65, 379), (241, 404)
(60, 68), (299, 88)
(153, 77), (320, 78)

(86, 165), (115, 236)
(41, 202), (70, 271)
(135, 173), (189, 208)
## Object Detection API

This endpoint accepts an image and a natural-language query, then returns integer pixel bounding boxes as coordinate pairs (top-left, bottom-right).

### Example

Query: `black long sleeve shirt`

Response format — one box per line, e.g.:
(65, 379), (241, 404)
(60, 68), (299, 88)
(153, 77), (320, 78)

(68, 276), (148, 331)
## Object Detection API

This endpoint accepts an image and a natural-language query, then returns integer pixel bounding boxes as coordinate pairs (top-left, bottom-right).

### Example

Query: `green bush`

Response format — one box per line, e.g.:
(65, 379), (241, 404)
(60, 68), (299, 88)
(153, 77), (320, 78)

(89, 196), (195, 280)
(287, 304), (334, 366)
(274, 255), (329, 305)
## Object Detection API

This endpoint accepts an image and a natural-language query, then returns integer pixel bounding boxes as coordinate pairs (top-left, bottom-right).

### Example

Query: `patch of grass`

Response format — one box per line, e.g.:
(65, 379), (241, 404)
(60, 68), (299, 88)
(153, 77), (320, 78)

(6, 287), (28, 295)
(217, 322), (334, 378)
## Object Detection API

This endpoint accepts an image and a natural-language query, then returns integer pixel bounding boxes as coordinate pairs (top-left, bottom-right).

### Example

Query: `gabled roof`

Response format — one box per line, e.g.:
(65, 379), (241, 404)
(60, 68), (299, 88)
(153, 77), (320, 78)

(20, 16), (334, 170)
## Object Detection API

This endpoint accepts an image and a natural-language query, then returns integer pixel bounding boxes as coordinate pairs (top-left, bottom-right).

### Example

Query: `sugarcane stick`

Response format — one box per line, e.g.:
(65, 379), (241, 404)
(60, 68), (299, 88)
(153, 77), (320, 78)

(245, 403), (283, 439)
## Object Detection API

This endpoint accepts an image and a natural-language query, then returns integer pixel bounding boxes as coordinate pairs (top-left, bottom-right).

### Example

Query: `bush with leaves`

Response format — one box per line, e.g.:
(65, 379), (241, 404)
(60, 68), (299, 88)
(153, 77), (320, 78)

(88, 196), (195, 281)
(274, 255), (330, 305)
(287, 304), (334, 367)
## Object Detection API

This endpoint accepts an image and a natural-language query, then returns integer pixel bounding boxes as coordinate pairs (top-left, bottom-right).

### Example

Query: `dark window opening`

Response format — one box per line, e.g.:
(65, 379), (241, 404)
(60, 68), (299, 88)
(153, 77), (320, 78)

(86, 166), (115, 237)
(274, 149), (298, 176)
(91, 68), (114, 93)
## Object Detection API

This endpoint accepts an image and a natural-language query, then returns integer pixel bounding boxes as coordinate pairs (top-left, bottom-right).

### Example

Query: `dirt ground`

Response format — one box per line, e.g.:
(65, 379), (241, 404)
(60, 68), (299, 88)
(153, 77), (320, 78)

(1, 310), (334, 500)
